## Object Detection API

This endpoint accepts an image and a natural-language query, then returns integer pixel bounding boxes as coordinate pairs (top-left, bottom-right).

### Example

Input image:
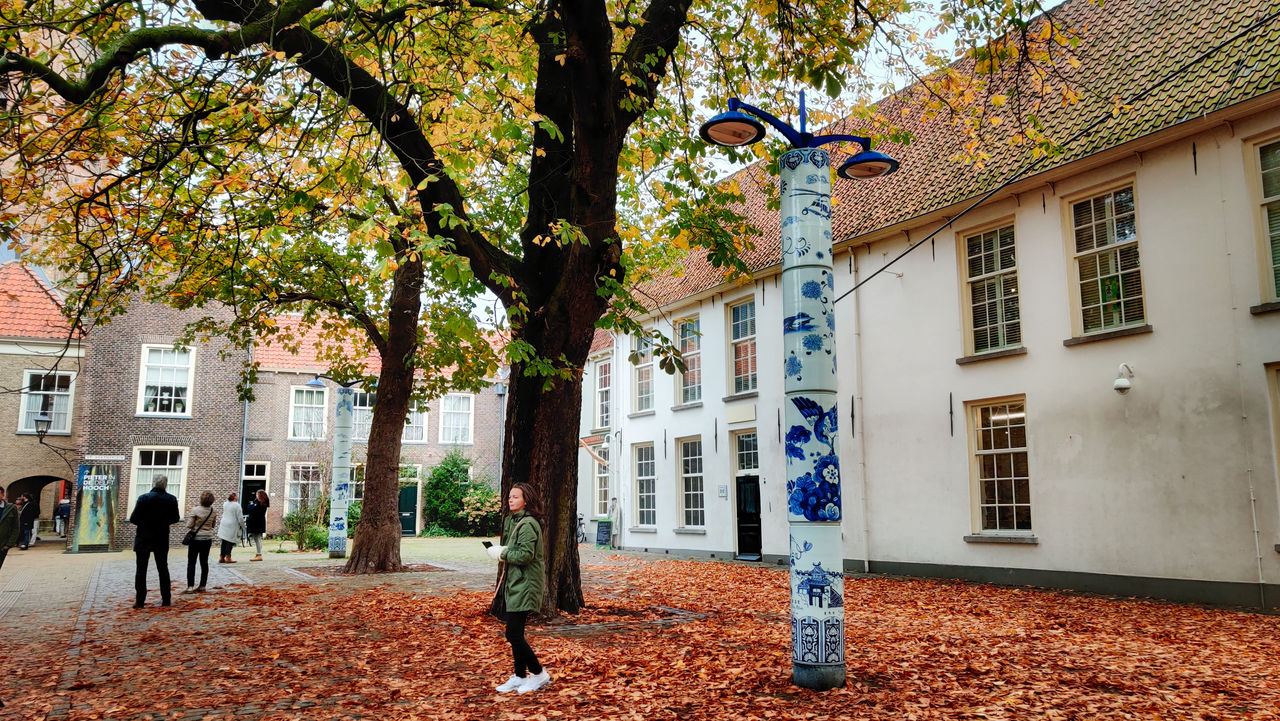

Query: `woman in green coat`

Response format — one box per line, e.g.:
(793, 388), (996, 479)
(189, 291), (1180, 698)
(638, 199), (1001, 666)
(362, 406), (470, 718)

(486, 482), (551, 694)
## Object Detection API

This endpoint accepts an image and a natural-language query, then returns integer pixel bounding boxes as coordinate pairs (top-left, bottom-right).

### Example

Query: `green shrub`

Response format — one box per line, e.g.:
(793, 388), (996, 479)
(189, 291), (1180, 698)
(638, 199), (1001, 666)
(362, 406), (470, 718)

(422, 451), (473, 535)
(346, 501), (362, 538)
(304, 524), (329, 550)
(460, 481), (501, 536)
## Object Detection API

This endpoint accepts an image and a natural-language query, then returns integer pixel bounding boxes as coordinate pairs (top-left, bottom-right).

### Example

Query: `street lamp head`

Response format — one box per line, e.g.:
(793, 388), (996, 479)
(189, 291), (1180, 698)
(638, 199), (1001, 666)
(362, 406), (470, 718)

(699, 110), (767, 147)
(837, 150), (900, 180)
(305, 375), (327, 388)
(33, 411), (51, 441)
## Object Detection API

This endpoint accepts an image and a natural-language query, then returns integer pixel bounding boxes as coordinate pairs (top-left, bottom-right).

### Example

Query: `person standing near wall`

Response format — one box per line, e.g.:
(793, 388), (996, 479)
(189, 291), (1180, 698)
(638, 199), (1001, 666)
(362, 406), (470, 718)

(17, 494), (37, 550)
(55, 498), (70, 537)
(217, 492), (245, 564)
(128, 476), (180, 608)
(0, 489), (18, 571)
(245, 490), (269, 562)
(183, 491), (218, 593)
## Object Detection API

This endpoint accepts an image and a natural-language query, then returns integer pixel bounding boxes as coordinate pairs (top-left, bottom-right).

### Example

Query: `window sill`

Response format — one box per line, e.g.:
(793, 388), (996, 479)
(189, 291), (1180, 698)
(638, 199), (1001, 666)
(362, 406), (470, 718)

(288, 437), (324, 442)
(439, 442), (474, 446)
(629, 526), (657, 534)
(1250, 301), (1280, 316)
(722, 391), (758, 403)
(136, 413), (193, 419)
(628, 410), (655, 419)
(401, 440), (428, 445)
(1062, 324), (1153, 347)
(671, 402), (703, 412)
(964, 534), (1039, 545)
(588, 427), (611, 436)
(674, 527), (706, 535)
(955, 347), (1028, 365)
(17, 430), (71, 437)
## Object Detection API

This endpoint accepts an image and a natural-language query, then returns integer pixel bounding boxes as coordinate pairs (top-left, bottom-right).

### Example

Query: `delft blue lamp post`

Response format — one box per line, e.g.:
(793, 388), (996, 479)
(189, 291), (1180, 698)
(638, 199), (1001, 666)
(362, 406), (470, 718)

(307, 374), (361, 559)
(700, 92), (899, 691)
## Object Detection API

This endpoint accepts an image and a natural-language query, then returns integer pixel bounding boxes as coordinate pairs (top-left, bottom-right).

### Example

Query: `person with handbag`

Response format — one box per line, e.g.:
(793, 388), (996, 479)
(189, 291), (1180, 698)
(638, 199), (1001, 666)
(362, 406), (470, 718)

(217, 492), (245, 563)
(244, 490), (270, 561)
(182, 491), (218, 593)
(486, 482), (551, 694)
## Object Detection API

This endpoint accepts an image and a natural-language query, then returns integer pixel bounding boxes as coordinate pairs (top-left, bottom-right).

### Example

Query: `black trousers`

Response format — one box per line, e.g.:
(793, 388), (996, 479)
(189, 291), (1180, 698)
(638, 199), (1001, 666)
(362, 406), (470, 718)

(505, 610), (543, 677)
(135, 546), (171, 604)
(0, 546), (8, 570)
(186, 539), (212, 587)
(220, 539), (235, 559)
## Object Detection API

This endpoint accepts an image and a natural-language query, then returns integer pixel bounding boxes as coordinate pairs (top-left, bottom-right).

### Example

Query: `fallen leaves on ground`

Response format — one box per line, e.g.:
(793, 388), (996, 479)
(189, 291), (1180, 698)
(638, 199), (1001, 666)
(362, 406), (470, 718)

(8, 558), (1280, 720)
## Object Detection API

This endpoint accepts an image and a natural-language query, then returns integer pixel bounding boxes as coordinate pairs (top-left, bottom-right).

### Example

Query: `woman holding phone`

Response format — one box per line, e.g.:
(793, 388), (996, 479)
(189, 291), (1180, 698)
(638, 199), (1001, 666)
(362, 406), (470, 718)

(485, 482), (550, 694)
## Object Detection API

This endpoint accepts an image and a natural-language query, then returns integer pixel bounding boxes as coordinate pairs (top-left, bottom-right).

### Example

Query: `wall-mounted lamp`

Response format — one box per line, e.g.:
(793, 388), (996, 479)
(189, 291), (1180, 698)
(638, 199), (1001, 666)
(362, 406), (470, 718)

(1114, 363), (1134, 395)
(33, 411), (52, 441)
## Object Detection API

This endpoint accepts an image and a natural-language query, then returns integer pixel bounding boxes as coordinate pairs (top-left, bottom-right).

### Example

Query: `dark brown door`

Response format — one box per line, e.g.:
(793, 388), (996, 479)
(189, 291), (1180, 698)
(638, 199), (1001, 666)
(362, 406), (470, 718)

(735, 476), (762, 561)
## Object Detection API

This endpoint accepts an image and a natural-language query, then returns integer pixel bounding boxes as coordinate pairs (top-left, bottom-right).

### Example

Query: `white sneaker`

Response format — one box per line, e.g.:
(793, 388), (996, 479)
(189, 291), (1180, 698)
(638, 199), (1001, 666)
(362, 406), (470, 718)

(517, 670), (551, 694)
(495, 675), (525, 693)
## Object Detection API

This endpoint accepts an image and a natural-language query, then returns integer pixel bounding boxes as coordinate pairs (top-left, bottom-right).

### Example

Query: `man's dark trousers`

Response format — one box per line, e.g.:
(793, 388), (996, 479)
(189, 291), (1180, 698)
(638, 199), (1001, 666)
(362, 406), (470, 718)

(135, 547), (171, 606)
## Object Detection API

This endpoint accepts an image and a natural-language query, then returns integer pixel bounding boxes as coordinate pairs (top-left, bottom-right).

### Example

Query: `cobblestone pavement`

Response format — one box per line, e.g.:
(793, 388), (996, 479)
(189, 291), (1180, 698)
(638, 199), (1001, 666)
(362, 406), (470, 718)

(0, 538), (635, 719)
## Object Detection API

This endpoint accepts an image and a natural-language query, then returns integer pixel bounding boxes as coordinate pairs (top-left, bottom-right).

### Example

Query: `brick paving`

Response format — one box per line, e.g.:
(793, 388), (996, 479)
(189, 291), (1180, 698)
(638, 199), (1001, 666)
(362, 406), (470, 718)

(0, 538), (612, 719)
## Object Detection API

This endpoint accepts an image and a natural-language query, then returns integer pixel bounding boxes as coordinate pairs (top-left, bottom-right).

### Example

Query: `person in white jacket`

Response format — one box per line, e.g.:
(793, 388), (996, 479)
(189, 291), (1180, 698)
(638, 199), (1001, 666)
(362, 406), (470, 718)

(217, 492), (246, 563)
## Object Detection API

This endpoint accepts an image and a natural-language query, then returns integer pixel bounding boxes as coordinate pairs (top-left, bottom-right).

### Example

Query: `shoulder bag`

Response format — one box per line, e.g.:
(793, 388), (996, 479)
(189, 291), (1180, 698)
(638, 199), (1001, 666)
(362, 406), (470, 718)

(182, 507), (213, 546)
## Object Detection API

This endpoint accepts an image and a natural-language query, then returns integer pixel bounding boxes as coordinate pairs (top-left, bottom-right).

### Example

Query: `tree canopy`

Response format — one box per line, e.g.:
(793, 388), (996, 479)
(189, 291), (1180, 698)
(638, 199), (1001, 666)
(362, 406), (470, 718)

(1, 0), (1084, 607)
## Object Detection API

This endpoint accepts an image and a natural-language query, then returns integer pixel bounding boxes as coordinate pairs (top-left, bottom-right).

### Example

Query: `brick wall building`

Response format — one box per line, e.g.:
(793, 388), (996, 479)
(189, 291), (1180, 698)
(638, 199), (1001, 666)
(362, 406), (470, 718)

(0, 263), (84, 537)
(81, 300), (246, 550)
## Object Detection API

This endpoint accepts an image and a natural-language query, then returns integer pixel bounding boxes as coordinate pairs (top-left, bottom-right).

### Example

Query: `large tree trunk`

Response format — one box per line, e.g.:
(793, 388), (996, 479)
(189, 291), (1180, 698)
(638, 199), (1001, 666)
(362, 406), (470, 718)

(344, 257), (424, 573)
(493, 251), (609, 616)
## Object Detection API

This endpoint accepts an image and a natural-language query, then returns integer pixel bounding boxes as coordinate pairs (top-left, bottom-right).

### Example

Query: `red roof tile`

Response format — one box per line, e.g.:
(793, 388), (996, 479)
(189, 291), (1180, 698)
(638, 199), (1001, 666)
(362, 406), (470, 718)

(0, 262), (75, 340)
(588, 327), (614, 354)
(641, 0), (1280, 307)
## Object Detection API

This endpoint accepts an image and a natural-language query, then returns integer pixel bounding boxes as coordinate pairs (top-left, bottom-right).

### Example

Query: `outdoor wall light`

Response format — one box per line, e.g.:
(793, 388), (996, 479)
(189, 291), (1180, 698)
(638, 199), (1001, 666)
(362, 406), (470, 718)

(33, 410), (52, 441)
(699, 93), (900, 179)
(1114, 363), (1134, 395)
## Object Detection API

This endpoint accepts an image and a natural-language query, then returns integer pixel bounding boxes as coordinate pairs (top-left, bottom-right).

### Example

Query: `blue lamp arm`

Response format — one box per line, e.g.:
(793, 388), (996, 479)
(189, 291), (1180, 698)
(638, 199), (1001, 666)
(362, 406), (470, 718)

(728, 97), (804, 147)
(808, 133), (872, 151)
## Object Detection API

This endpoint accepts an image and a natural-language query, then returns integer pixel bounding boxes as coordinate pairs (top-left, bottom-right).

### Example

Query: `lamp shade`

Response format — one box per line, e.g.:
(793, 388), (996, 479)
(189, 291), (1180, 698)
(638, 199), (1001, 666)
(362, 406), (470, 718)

(33, 411), (52, 439)
(305, 376), (327, 388)
(699, 110), (767, 147)
(837, 150), (900, 179)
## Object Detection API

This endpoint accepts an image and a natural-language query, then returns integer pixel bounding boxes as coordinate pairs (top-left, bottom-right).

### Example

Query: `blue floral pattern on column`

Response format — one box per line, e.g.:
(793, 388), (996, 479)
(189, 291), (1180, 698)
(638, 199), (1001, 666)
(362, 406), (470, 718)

(781, 146), (845, 686)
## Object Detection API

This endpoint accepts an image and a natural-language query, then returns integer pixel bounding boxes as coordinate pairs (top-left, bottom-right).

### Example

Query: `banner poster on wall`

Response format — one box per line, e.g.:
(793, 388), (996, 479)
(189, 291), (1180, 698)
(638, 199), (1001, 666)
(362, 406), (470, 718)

(72, 464), (118, 552)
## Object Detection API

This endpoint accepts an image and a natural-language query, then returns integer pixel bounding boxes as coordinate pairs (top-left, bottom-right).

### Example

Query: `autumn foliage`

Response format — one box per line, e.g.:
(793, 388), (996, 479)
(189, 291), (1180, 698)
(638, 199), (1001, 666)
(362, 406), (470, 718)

(4, 557), (1279, 720)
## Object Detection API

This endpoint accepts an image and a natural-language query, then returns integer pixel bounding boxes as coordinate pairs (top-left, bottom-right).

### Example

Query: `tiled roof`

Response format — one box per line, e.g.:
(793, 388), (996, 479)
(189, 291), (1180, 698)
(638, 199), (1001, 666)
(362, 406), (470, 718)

(588, 327), (614, 354)
(252, 315), (378, 373)
(641, 0), (1280, 307)
(0, 262), (75, 339)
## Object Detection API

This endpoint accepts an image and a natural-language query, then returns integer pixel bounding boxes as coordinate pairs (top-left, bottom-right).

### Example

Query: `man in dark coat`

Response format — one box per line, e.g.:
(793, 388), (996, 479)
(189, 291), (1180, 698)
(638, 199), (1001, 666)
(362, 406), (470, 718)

(0, 488), (19, 571)
(17, 493), (38, 549)
(128, 476), (181, 608)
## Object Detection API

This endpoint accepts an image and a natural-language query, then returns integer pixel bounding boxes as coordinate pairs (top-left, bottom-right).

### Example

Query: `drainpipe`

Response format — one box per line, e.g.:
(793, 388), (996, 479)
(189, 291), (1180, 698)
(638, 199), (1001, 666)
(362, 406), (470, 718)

(240, 347), (251, 502)
(851, 249), (872, 575)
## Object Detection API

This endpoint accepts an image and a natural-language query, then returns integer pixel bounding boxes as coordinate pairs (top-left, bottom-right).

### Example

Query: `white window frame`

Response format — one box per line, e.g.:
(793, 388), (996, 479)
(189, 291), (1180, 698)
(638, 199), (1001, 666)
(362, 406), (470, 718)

(242, 461), (271, 494)
(729, 299), (757, 394)
(733, 431), (759, 477)
(631, 336), (653, 412)
(285, 462), (324, 515)
(594, 359), (612, 429)
(962, 223), (1022, 354)
(350, 463), (366, 502)
(676, 317), (702, 404)
(678, 437), (705, 528)
(129, 446), (188, 515)
(1068, 184), (1146, 335)
(135, 345), (195, 417)
(17, 369), (76, 436)
(967, 397), (1032, 534)
(438, 393), (474, 445)
(403, 401), (428, 444)
(594, 444), (610, 518)
(1253, 137), (1280, 301)
(634, 444), (656, 527)
(288, 385), (328, 441)
(351, 389), (376, 443)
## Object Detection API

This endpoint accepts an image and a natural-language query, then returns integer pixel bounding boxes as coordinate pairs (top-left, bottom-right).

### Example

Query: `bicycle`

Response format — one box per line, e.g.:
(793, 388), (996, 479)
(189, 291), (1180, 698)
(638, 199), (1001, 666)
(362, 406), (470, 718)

(576, 514), (587, 544)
